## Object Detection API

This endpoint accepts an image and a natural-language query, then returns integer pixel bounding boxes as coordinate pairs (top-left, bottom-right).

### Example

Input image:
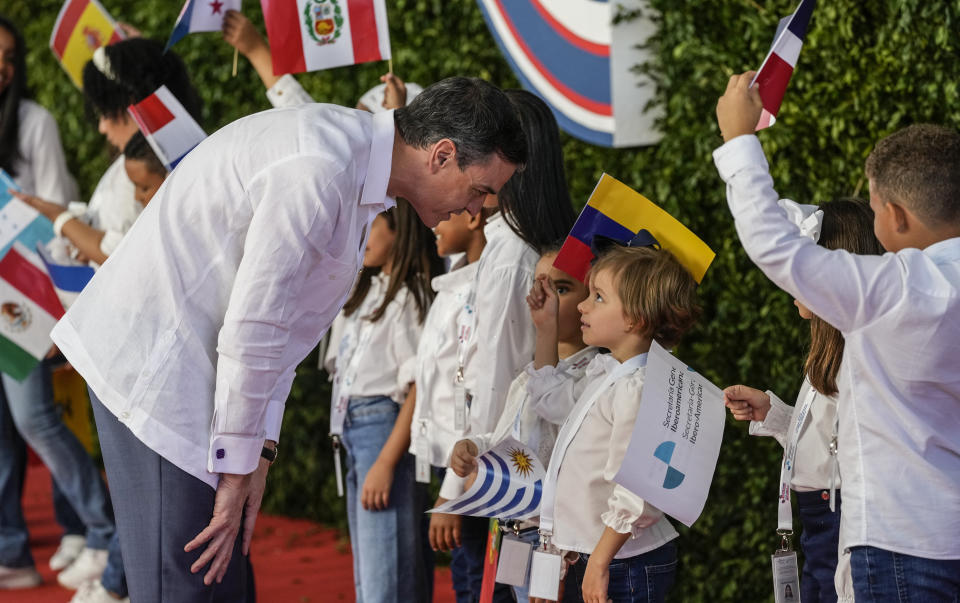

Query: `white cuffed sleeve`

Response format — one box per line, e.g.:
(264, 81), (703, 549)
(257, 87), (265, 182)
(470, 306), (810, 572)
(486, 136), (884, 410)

(526, 363), (578, 425)
(266, 74), (315, 108)
(439, 468), (468, 500)
(748, 390), (792, 448)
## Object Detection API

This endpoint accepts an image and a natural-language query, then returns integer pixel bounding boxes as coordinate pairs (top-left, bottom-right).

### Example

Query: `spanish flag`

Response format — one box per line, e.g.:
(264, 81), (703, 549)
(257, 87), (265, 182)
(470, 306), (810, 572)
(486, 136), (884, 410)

(49, 0), (123, 89)
(554, 174), (715, 283)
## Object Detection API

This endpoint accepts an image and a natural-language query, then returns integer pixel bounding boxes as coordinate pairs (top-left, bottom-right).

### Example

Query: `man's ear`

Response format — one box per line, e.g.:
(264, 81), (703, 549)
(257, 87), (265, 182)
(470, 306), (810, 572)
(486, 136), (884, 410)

(429, 139), (457, 173)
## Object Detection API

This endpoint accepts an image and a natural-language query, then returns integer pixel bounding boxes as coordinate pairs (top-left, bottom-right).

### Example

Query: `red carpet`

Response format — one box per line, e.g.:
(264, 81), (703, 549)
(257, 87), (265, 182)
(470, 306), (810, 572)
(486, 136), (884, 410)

(1, 463), (456, 602)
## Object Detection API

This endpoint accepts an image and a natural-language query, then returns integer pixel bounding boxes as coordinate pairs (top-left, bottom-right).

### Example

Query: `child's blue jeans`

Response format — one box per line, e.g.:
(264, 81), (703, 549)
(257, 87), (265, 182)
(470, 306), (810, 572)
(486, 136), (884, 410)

(563, 540), (677, 603)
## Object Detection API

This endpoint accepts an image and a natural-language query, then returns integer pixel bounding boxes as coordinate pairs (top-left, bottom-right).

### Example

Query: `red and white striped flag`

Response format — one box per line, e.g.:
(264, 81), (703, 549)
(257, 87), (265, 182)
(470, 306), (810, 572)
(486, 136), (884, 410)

(752, 0), (815, 130)
(0, 243), (64, 381)
(127, 86), (206, 170)
(261, 0), (390, 76)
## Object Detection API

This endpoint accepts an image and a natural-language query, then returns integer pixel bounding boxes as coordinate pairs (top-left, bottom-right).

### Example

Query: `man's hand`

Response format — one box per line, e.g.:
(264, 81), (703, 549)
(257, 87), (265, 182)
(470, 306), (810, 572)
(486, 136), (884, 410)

(428, 498), (462, 551)
(361, 458), (394, 511)
(449, 439), (479, 478)
(723, 384), (772, 422)
(716, 71), (763, 142)
(380, 73), (407, 110)
(184, 455), (270, 585)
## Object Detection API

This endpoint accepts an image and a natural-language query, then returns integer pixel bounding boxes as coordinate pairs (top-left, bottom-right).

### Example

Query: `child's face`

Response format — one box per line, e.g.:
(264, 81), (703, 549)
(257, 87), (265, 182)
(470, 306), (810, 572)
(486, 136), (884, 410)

(535, 253), (589, 345)
(576, 267), (633, 350)
(363, 214), (396, 269)
(124, 158), (165, 207)
(433, 211), (473, 257)
(98, 114), (140, 151)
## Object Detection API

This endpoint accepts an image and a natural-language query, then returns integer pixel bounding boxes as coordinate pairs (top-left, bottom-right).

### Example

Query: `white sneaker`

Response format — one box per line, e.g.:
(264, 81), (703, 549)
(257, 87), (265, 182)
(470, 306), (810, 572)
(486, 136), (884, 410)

(57, 547), (109, 590)
(0, 564), (42, 589)
(50, 534), (87, 571)
(69, 579), (130, 603)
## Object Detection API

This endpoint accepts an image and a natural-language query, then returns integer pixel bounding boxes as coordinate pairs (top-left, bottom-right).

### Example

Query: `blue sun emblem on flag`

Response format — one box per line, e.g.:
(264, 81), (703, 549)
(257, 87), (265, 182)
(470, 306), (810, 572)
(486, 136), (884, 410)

(508, 448), (535, 478)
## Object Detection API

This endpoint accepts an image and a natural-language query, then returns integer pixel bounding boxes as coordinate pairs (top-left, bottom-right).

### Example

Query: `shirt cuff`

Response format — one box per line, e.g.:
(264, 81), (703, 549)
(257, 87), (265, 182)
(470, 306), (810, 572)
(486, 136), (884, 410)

(263, 399), (285, 442)
(439, 468), (467, 500)
(601, 485), (664, 535)
(99, 229), (125, 257)
(207, 432), (263, 476)
(712, 134), (768, 182)
(748, 391), (792, 442)
(265, 74), (314, 108)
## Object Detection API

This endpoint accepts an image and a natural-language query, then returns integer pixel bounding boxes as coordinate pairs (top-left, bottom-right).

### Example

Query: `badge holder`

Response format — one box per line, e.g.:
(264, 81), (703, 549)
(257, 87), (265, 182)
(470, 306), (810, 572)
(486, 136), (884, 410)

(771, 530), (801, 603)
(528, 535), (563, 601)
(331, 434), (344, 498)
(496, 522), (533, 588)
(415, 421), (431, 484)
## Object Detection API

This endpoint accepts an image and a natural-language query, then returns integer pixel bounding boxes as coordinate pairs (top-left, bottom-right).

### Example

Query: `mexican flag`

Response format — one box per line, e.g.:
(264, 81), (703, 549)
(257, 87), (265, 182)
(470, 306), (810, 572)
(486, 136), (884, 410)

(0, 243), (64, 380)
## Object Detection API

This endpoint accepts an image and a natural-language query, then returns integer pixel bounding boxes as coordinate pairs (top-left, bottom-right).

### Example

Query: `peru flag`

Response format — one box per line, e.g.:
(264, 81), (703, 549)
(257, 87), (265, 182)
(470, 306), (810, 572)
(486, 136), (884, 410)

(127, 86), (206, 170)
(261, 0), (391, 76)
(751, 0), (815, 130)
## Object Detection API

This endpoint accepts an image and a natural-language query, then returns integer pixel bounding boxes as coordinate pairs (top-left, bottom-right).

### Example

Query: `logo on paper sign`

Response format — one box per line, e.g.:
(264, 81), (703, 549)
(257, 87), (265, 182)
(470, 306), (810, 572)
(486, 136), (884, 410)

(1, 302), (31, 333)
(304, 0), (343, 45)
(653, 441), (685, 489)
(508, 447), (535, 478)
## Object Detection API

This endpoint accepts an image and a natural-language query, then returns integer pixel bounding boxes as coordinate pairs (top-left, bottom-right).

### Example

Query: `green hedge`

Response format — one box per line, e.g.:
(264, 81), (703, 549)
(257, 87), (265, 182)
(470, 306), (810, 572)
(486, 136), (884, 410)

(6, 0), (959, 599)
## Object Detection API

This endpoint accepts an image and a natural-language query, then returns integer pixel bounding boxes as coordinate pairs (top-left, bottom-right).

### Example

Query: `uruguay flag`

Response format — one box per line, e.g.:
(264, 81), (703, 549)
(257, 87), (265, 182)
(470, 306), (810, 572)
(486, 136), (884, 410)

(752, 0), (816, 130)
(430, 438), (544, 521)
(476, 0), (661, 148)
(166, 0), (241, 51)
(127, 86), (206, 170)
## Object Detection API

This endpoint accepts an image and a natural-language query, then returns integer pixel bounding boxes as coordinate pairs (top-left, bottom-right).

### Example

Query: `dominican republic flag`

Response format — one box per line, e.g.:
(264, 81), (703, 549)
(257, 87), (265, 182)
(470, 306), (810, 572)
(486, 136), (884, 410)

(752, 0), (816, 130)
(476, 0), (661, 148)
(261, 0), (391, 76)
(553, 174), (715, 284)
(430, 438), (544, 521)
(166, 0), (241, 51)
(36, 241), (95, 310)
(0, 243), (64, 381)
(128, 86), (206, 170)
(49, 0), (124, 88)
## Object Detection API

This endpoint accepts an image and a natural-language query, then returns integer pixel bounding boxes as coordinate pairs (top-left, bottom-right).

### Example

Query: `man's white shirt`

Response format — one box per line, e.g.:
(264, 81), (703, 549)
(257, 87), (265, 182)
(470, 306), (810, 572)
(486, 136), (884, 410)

(53, 104), (396, 488)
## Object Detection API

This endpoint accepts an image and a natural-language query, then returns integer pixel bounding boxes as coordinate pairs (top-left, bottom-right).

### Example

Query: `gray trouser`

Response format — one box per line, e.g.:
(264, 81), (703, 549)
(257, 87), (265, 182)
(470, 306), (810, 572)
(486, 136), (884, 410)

(90, 392), (255, 603)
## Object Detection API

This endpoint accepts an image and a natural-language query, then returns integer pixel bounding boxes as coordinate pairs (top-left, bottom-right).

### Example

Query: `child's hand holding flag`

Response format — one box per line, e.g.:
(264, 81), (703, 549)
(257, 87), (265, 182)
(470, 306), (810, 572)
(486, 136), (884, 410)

(716, 71), (764, 142)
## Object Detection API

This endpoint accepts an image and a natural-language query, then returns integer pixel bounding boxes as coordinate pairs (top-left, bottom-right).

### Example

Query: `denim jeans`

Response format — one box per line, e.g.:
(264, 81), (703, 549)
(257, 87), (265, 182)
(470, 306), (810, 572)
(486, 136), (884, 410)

(0, 362), (114, 565)
(796, 489), (842, 603)
(342, 396), (424, 603)
(563, 540), (677, 603)
(851, 545), (960, 602)
(449, 515), (515, 603)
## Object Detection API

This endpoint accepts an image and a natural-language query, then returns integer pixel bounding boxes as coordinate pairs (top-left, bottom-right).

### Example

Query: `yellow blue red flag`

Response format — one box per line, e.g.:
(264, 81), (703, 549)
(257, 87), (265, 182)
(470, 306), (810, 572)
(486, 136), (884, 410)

(49, 0), (124, 89)
(554, 174), (715, 283)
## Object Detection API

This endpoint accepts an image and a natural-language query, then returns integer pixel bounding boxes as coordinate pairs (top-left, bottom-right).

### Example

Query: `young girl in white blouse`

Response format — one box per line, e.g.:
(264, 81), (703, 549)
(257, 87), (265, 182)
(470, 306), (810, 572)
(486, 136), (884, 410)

(328, 200), (443, 603)
(724, 199), (883, 603)
(530, 245), (700, 603)
(448, 244), (595, 601)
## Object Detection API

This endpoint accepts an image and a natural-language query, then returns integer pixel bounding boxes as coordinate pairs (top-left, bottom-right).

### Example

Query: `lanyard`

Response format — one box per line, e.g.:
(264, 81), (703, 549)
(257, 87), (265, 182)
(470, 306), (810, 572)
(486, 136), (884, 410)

(538, 354), (646, 538)
(776, 385), (817, 531)
(329, 280), (383, 436)
(454, 287), (477, 387)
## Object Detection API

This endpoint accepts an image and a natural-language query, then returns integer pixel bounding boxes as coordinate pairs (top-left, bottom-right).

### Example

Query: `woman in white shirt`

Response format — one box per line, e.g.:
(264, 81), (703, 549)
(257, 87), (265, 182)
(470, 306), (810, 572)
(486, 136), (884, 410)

(327, 201), (443, 603)
(529, 246), (700, 603)
(725, 199), (884, 603)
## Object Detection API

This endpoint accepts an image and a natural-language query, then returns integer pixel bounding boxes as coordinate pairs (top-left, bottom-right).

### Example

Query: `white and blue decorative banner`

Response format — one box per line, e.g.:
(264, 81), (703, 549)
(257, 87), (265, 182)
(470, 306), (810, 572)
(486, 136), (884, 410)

(613, 340), (725, 527)
(476, 0), (662, 147)
(431, 437), (544, 521)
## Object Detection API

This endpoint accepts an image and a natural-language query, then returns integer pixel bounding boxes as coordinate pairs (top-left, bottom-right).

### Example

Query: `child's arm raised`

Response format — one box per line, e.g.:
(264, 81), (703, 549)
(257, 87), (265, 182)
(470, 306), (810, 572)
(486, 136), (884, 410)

(527, 274), (560, 369)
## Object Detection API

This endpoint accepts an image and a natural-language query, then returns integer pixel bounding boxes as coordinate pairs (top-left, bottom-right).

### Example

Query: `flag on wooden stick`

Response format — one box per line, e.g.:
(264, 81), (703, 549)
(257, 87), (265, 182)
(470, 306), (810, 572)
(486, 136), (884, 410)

(49, 0), (124, 88)
(166, 0), (242, 51)
(751, 0), (816, 130)
(261, 0), (391, 75)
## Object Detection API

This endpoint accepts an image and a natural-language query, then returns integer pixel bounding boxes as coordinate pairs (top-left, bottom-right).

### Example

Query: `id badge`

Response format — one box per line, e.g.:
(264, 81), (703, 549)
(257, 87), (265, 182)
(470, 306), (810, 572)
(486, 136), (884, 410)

(771, 550), (801, 603)
(495, 535), (533, 587)
(330, 395), (348, 436)
(453, 384), (470, 432)
(415, 435), (431, 484)
(332, 438), (344, 498)
(528, 548), (562, 600)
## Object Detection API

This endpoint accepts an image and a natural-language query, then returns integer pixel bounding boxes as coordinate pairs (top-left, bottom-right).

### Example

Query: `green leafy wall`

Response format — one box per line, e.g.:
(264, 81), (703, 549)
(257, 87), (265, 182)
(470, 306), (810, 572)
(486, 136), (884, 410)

(6, 0), (958, 599)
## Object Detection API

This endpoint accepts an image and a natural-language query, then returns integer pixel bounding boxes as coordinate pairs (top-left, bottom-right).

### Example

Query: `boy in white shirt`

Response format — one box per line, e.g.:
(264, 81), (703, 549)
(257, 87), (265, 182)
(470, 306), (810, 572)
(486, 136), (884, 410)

(715, 71), (960, 601)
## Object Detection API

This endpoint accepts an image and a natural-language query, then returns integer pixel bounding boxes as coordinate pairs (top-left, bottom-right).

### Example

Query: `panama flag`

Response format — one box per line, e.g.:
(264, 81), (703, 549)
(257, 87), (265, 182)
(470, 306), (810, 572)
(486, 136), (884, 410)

(430, 438), (544, 521)
(166, 0), (242, 51)
(476, 0), (661, 147)
(0, 243), (64, 381)
(128, 86), (207, 171)
(36, 241), (95, 310)
(49, 0), (124, 88)
(751, 0), (816, 130)
(261, 0), (391, 75)
(553, 174), (715, 284)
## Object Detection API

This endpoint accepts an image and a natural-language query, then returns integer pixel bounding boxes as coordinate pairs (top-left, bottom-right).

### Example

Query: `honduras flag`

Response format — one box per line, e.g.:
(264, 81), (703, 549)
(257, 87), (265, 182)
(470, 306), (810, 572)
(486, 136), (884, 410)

(431, 438), (545, 521)
(166, 0), (241, 51)
(0, 170), (54, 262)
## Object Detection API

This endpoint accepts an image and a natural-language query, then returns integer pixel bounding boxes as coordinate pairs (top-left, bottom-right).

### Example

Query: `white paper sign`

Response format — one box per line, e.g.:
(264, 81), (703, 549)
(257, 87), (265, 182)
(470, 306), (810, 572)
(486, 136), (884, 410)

(613, 340), (725, 527)
(429, 437), (544, 520)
